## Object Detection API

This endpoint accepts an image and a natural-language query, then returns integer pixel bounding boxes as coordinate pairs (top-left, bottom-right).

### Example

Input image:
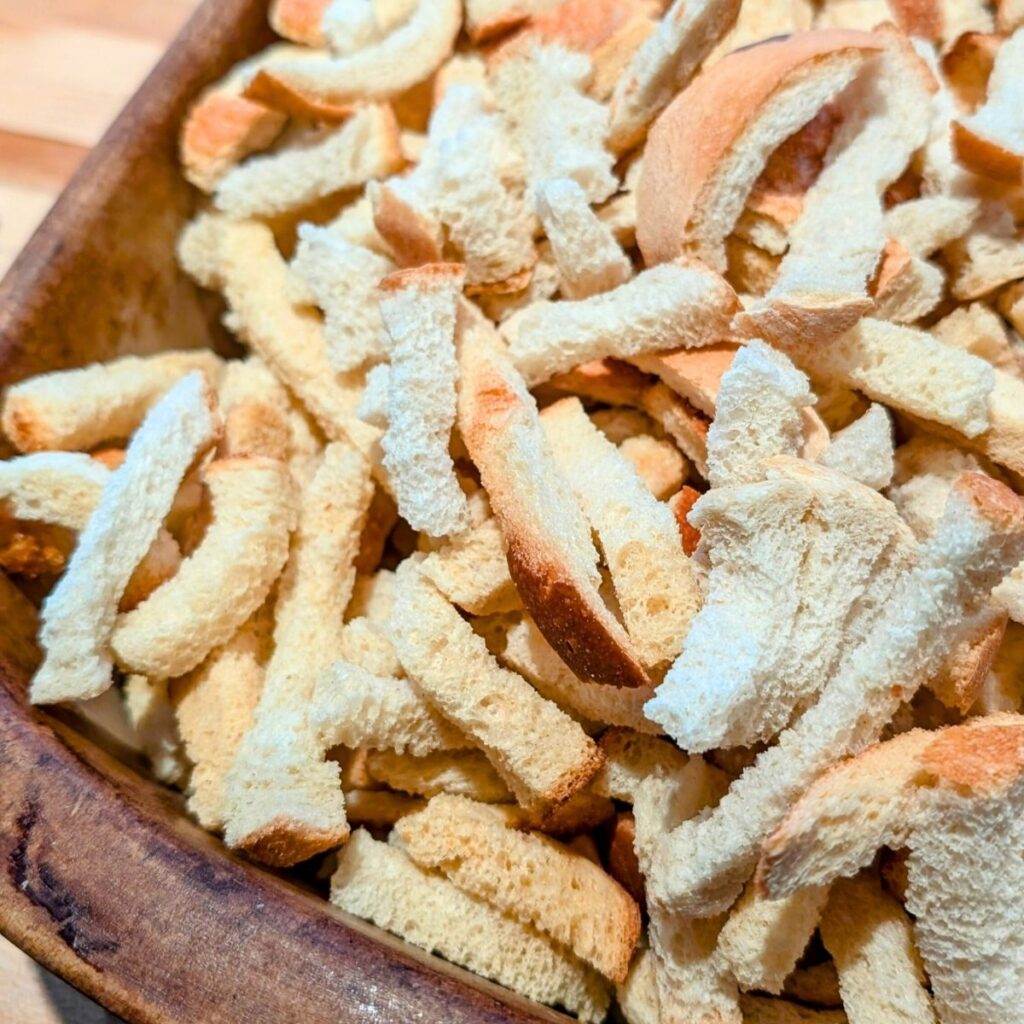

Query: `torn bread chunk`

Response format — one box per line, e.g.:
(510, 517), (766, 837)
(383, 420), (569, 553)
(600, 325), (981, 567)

(311, 660), (471, 756)
(29, 374), (219, 705)
(458, 312), (649, 688)
(223, 441), (372, 866)
(394, 794), (641, 983)
(642, 383), (711, 480)
(214, 217), (380, 456)
(618, 434), (687, 500)
(928, 604), (1007, 714)
(500, 617), (659, 734)
(648, 474), (1024, 917)
(760, 716), (1024, 1024)
(331, 830), (610, 1022)
(251, 0), (463, 108)
(819, 403), (894, 491)
(945, 204), (1024, 302)
(378, 264), (470, 537)
(110, 457), (296, 680)
(647, 459), (917, 753)
(705, 341), (814, 489)
(590, 729), (689, 803)
(214, 104), (403, 219)
(869, 241), (945, 326)
(616, 946), (661, 1024)
(290, 226), (394, 373)
(819, 871), (937, 1024)
(390, 560), (604, 806)
(607, 0), (742, 154)
(0, 452), (110, 530)
(366, 750), (512, 802)
(637, 30), (882, 273)
(170, 604), (272, 831)
(717, 882), (830, 995)
(123, 676), (188, 785)
(932, 302), (1022, 378)
(535, 178), (632, 300)
(504, 258), (739, 386)
(491, 42), (617, 203)
(541, 396), (701, 670)
(216, 357), (291, 461)
(885, 195), (979, 261)
(737, 36), (937, 346)
(953, 27), (1024, 184)
(1, 351), (222, 455)
(629, 343), (737, 417)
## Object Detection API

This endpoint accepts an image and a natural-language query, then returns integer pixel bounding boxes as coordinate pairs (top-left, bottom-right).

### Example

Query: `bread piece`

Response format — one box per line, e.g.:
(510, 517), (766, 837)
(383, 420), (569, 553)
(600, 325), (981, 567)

(779, 318), (995, 439)
(392, 561), (603, 805)
(946, 204), (1024, 301)
(319, 0), (419, 54)
(929, 604), (1008, 713)
(995, 561), (1024, 625)
(953, 28), (1024, 184)
(504, 258), (738, 386)
(740, 995), (847, 1023)
(491, 42), (617, 203)
(820, 871), (937, 1024)
(607, 813), (645, 907)
(590, 728), (688, 802)
(972, 621), (1024, 713)
(995, 282), (1024, 363)
(216, 357), (291, 461)
(366, 750), (512, 802)
(739, 37), (936, 345)
(378, 264), (470, 537)
(252, 0), (462, 108)
(649, 474), (1024, 916)
(669, 485), (703, 556)
(501, 617), (659, 733)
(541, 397), (701, 669)
(617, 946), (661, 1024)
(705, 341), (814, 488)
(717, 882), (830, 994)
(819, 403), (893, 490)
(170, 604), (272, 830)
(642, 382), (711, 479)
(931, 301), (1021, 376)
(331, 830), (610, 1022)
(123, 675), (189, 786)
(395, 794), (640, 982)
(223, 441), (372, 865)
(637, 31), (882, 273)
(535, 178), (632, 300)
(111, 457), (295, 679)
(29, 374), (219, 705)
(549, 357), (654, 409)
(215, 217), (380, 457)
(465, 0), (563, 42)
(630, 343), (737, 417)
(1, 351), (222, 455)
(647, 460), (918, 752)
(618, 434), (687, 499)
(869, 241), (944, 325)
(0, 452), (109, 530)
(290, 226), (393, 374)
(885, 196), (978, 261)
(632, 766), (740, 1024)
(704, 0), (814, 67)
(459, 312), (649, 688)
(420, 517), (520, 616)
(214, 104), (402, 218)
(312, 660), (470, 755)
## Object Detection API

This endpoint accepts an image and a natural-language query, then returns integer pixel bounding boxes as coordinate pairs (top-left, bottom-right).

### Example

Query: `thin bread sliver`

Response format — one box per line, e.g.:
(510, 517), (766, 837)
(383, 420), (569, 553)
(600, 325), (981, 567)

(30, 373), (219, 705)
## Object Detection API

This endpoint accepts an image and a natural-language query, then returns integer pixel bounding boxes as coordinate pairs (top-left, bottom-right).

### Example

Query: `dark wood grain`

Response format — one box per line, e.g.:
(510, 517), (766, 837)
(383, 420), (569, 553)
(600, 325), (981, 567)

(0, 2), (563, 1021)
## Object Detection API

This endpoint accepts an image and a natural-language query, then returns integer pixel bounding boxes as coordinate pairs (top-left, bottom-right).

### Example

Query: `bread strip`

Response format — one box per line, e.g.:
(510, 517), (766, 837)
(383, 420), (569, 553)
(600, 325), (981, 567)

(591, 729), (689, 802)
(252, 0), (462, 107)
(223, 441), (372, 865)
(1, 351), (222, 455)
(30, 374), (219, 705)
(111, 457), (294, 679)
(505, 258), (738, 387)
(392, 561), (603, 805)
(366, 750), (512, 802)
(170, 604), (272, 831)
(541, 397), (701, 669)
(459, 311), (649, 688)
(629, 343), (736, 416)
(641, 382), (710, 479)
(0, 452), (109, 530)
(395, 794), (640, 983)
(820, 872), (937, 1024)
(717, 882), (830, 994)
(953, 27), (1024, 184)
(379, 264), (470, 537)
(331, 830), (610, 1022)
(501, 617), (659, 734)
(215, 217), (380, 457)
(607, 0), (741, 153)
(649, 474), (1024, 916)
(216, 357), (291, 461)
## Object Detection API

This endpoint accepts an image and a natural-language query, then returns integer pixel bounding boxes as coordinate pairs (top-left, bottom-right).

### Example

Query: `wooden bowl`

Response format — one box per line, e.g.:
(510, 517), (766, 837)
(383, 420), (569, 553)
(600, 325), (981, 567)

(0, 3), (562, 1021)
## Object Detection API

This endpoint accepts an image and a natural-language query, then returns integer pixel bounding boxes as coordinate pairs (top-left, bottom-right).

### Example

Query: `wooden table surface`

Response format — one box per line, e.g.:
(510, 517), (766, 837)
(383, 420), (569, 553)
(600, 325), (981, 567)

(0, 2), (202, 1018)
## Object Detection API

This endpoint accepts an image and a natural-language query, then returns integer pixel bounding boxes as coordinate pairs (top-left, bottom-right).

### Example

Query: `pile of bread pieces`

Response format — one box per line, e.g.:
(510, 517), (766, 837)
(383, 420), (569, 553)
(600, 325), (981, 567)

(5, 0), (1024, 1019)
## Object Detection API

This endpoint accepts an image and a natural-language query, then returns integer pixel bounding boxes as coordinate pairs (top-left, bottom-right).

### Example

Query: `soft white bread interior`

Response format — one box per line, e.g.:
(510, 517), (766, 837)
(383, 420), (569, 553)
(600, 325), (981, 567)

(819, 403), (894, 491)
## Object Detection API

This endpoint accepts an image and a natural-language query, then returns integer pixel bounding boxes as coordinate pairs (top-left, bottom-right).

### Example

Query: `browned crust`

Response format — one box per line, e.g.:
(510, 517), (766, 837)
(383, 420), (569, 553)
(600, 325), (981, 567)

(637, 30), (886, 268)
(235, 816), (350, 867)
(941, 31), (1000, 110)
(934, 609), (1009, 714)
(512, 787), (615, 835)
(354, 486), (398, 574)
(372, 184), (444, 267)
(888, 0), (943, 41)
(269, 0), (332, 45)
(633, 342), (738, 415)
(607, 812), (645, 909)
(734, 291), (875, 346)
(953, 471), (1024, 531)
(463, 266), (535, 297)
(244, 69), (355, 122)
(922, 719), (1024, 795)
(869, 237), (913, 298)
(668, 485), (702, 556)
(91, 447), (126, 469)
(952, 118), (1024, 185)
(379, 261), (465, 292)
(547, 357), (655, 408)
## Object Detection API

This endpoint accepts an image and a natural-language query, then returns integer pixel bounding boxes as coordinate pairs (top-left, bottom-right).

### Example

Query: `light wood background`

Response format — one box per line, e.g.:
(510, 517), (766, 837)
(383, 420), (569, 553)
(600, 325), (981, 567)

(0, 2), (202, 1019)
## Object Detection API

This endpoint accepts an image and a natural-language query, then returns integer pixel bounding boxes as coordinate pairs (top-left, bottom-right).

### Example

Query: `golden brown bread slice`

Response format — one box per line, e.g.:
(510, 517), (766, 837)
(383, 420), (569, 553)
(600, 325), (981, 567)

(30, 374), (220, 705)
(457, 307), (650, 688)
(0, 452), (110, 530)
(331, 830), (611, 1022)
(394, 794), (641, 983)
(365, 749), (512, 802)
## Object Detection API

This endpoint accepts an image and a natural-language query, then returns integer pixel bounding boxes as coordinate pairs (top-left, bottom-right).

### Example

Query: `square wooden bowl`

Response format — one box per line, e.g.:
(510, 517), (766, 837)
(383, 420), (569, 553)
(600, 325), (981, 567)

(0, 3), (562, 1021)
